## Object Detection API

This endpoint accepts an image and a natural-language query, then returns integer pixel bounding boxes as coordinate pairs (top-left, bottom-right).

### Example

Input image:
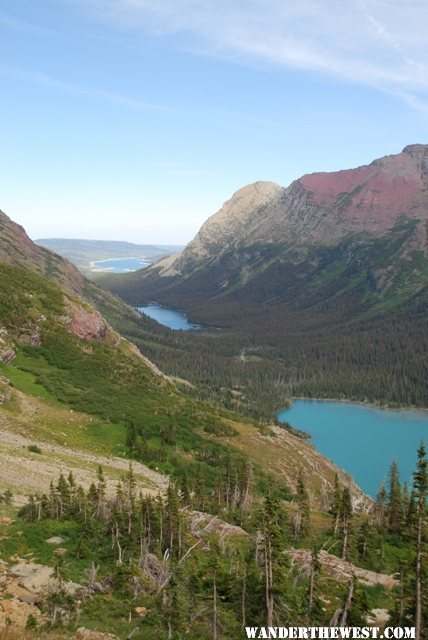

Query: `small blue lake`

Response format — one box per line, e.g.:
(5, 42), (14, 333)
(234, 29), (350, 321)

(92, 257), (150, 273)
(277, 400), (428, 498)
(137, 304), (202, 330)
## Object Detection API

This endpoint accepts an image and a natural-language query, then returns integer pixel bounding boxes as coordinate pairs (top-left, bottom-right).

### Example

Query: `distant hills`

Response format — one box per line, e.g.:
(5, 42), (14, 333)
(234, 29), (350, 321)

(99, 145), (428, 407)
(35, 238), (183, 275)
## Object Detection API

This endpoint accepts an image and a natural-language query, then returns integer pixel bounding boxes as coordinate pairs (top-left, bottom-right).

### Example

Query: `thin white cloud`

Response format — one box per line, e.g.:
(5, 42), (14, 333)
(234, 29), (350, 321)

(0, 67), (172, 113)
(66, 0), (428, 107)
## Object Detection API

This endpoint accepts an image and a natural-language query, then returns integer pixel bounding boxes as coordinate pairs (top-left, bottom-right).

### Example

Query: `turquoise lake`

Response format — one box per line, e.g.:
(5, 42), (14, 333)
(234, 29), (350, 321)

(137, 304), (202, 330)
(277, 400), (428, 498)
(93, 257), (150, 272)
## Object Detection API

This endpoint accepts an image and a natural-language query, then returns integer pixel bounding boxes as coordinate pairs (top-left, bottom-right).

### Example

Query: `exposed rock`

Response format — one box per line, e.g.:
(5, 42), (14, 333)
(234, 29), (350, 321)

(190, 511), (249, 540)
(135, 606), (150, 617)
(46, 536), (65, 545)
(289, 549), (398, 589)
(0, 348), (16, 364)
(76, 627), (119, 639)
(0, 597), (42, 628)
(366, 608), (391, 625)
(48, 578), (82, 596)
(8, 563), (53, 591)
(60, 298), (120, 346)
(18, 593), (40, 605)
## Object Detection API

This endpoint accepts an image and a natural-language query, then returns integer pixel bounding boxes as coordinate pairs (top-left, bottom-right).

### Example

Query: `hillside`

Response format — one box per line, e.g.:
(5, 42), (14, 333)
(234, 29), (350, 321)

(98, 146), (428, 409)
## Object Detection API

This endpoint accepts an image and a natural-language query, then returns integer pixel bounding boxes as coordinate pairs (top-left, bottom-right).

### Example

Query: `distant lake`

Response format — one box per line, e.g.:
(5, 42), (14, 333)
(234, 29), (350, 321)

(277, 400), (428, 498)
(137, 304), (203, 330)
(92, 257), (150, 273)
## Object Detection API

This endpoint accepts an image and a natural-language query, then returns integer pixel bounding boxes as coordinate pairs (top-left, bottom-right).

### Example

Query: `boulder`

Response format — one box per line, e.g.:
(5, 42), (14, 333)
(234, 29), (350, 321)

(0, 348), (16, 364)
(46, 536), (65, 545)
(8, 563), (53, 591)
(135, 606), (150, 617)
(48, 578), (82, 596)
(366, 609), (391, 625)
(18, 594), (40, 605)
(76, 627), (119, 639)
(0, 598), (42, 628)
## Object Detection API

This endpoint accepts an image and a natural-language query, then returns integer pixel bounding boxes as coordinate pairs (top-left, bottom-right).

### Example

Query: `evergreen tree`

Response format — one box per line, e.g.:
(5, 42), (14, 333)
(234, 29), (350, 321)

(261, 493), (289, 626)
(374, 481), (387, 532)
(294, 470), (310, 539)
(330, 474), (342, 536)
(412, 442), (427, 640)
(388, 458), (403, 534)
(340, 487), (353, 560)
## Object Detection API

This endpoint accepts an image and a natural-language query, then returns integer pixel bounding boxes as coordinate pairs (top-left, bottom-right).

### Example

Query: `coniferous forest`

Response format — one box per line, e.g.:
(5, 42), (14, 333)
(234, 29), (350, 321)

(1, 444), (425, 638)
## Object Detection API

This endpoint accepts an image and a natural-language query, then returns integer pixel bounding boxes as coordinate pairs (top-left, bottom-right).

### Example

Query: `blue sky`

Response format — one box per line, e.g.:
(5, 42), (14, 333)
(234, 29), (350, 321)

(1, 0), (428, 243)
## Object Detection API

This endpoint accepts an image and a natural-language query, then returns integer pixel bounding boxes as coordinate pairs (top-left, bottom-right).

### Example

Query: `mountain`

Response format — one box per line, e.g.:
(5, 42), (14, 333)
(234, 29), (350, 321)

(105, 144), (428, 304)
(36, 238), (183, 275)
(0, 210), (423, 638)
(176, 143), (428, 262)
(99, 146), (428, 407)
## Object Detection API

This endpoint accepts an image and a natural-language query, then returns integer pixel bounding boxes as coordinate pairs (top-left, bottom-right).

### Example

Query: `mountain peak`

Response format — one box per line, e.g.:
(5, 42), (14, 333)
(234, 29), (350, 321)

(402, 143), (428, 156)
(402, 143), (428, 174)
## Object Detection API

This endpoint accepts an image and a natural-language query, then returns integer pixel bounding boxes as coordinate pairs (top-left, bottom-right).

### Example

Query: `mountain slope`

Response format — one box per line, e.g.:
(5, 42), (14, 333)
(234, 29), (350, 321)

(99, 146), (428, 408)
(0, 212), (86, 295)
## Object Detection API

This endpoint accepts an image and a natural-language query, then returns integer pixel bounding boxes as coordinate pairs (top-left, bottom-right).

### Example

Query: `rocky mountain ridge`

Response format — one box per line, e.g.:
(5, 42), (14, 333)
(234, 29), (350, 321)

(157, 144), (428, 277)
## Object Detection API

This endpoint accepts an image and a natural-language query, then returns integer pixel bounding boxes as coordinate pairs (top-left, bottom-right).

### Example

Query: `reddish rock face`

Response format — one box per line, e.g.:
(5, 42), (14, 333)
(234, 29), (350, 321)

(298, 145), (428, 236)
(61, 299), (120, 346)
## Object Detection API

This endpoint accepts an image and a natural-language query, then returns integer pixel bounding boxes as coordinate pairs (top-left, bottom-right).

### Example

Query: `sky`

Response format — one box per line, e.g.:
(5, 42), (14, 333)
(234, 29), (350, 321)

(1, 0), (428, 244)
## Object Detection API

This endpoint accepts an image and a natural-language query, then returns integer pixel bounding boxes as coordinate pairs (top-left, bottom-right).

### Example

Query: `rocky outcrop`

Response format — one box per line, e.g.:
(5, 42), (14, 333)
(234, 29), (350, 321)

(76, 628), (119, 640)
(0, 376), (13, 406)
(190, 511), (249, 539)
(7, 563), (53, 591)
(0, 328), (16, 364)
(289, 549), (398, 589)
(0, 559), (83, 630)
(60, 299), (120, 346)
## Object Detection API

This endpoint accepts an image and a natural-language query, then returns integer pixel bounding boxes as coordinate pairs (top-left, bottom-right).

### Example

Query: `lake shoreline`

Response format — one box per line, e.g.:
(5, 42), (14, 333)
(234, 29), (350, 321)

(277, 398), (428, 497)
(137, 301), (221, 331)
(284, 396), (428, 415)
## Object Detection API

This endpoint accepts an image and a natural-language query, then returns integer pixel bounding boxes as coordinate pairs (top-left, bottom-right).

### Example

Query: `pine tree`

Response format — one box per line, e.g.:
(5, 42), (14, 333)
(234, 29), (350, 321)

(330, 474), (342, 536)
(294, 470), (310, 539)
(166, 482), (182, 559)
(412, 442), (427, 640)
(261, 493), (289, 626)
(96, 465), (107, 519)
(307, 547), (322, 623)
(388, 458), (403, 534)
(340, 487), (353, 560)
(374, 481), (387, 532)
